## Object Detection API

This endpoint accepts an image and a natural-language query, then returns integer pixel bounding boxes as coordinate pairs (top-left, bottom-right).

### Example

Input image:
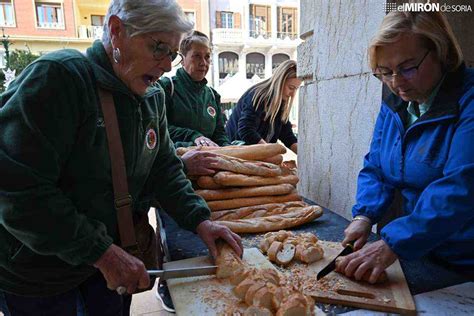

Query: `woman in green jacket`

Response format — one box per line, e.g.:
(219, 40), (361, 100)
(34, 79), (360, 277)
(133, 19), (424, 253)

(0, 0), (241, 315)
(159, 31), (230, 148)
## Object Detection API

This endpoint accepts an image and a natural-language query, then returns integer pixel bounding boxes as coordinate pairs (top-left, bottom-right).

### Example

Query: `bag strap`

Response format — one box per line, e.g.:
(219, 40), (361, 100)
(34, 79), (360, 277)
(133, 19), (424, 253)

(98, 88), (137, 249)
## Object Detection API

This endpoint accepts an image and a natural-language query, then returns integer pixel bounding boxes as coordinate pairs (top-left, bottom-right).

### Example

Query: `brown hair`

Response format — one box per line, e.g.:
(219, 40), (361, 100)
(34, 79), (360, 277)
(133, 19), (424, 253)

(369, 10), (463, 72)
(179, 30), (210, 56)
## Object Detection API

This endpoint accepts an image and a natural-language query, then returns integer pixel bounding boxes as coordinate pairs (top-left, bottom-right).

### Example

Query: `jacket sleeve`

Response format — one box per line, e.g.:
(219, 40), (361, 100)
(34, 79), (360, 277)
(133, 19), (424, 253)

(210, 89), (231, 146)
(237, 92), (263, 144)
(0, 61), (113, 266)
(352, 105), (396, 223)
(149, 92), (210, 230)
(278, 119), (298, 148)
(381, 90), (474, 260)
(158, 78), (203, 145)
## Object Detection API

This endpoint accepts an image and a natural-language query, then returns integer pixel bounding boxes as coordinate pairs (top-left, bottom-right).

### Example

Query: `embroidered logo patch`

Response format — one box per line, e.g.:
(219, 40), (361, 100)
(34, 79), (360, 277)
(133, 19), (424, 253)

(207, 105), (216, 118)
(145, 128), (157, 150)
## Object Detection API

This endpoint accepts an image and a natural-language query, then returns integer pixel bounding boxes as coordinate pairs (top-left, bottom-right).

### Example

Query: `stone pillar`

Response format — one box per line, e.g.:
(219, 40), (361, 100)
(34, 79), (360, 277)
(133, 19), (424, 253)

(239, 50), (247, 80)
(212, 47), (220, 88)
(297, 0), (385, 219)
(265, 51), (273, 78)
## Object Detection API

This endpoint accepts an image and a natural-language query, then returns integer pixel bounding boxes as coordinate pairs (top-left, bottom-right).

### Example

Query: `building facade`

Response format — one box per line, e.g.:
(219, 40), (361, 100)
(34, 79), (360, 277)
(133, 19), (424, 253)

(0, 0), (208, 67)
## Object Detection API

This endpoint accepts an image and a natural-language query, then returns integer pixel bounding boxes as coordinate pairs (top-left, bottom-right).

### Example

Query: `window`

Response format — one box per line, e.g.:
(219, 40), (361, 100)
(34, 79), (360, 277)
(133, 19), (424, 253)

(220, 12), (233, 29)
(91, 15), (104, 26)
(246, 53), (265, 79)
(218, 52), (238, 79)
(184, 11), (195, 26)
(36, 2), (64, 29)
(0, 0), (15, 27)
(272, 54), (290, 70)
(249, 5), (270, 39)
(277, 7), (297, 39)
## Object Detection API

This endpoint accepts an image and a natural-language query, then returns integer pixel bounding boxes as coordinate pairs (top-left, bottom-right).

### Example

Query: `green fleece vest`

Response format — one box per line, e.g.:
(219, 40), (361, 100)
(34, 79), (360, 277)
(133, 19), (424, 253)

(0, 41), (210, 296)
(159, 68), (230, 147)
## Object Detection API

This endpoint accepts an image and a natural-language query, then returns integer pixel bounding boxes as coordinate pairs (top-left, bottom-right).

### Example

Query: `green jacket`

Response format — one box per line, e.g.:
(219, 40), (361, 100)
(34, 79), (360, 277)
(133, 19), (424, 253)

(0, 41), (210, 296)
(159, 68), (230, 147)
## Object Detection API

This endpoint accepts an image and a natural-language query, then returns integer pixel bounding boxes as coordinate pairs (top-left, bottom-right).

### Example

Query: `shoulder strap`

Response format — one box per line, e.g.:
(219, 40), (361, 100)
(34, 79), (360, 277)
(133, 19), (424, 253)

(98, 89), (137, 249)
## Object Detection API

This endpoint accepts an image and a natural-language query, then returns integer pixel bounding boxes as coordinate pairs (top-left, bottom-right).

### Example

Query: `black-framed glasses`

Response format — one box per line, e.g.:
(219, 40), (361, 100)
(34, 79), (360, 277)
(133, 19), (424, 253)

(373, 50), (430, 82)
(149, 37), (183, 67)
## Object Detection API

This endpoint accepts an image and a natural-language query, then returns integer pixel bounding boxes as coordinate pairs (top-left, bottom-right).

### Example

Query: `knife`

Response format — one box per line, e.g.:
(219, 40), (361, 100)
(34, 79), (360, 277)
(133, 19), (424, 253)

(316, 241), (355, 281)
(147, 265), (217, 281)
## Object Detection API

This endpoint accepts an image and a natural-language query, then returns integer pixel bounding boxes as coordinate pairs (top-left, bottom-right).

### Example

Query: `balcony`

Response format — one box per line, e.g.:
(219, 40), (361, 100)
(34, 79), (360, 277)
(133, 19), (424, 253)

(249, 30), (271, 39)
(37, 22), (64, 29)
(0, 20), (15, 27)
(277, 32), (298, 41)
(77, 25), (104, 40)
(212, 28), (244, 45)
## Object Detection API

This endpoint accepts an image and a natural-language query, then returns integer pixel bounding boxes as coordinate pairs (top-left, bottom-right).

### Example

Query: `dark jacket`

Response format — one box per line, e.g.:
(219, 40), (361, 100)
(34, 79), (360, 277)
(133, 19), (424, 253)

(225, 89), (297, 147)
(0, 41), (210, 296)
(353, 65), (474, 267)
(158, 68), (230, 147)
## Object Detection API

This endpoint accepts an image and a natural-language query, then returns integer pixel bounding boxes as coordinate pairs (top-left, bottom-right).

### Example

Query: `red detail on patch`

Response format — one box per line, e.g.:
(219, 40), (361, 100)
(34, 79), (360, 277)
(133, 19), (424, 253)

(146, 129), (157, 150)
(207, 105), (216, 118)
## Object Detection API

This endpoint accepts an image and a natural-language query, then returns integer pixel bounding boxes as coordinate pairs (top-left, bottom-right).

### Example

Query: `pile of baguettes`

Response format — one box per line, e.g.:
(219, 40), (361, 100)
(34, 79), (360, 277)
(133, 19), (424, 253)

(176, 143), (323, 234)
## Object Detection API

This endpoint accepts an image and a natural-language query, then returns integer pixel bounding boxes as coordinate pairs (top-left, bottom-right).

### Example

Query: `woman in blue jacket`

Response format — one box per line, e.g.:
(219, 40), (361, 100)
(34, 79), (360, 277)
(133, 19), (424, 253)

(337, 11), (474, 283)
(226, 60), (301, 154)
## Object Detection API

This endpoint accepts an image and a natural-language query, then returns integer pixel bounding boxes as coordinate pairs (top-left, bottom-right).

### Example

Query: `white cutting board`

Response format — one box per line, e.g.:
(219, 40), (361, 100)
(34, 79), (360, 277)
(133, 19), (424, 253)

(165, 248), (275, 316)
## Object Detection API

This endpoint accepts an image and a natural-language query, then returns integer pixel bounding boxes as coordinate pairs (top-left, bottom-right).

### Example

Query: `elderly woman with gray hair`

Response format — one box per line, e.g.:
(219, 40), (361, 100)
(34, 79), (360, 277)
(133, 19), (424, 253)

(0, 0), (242, 314)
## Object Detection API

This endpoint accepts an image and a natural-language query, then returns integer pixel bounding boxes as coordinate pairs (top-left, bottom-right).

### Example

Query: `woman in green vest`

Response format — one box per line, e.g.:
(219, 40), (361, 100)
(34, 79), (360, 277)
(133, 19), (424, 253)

(159, 31), (230, 148)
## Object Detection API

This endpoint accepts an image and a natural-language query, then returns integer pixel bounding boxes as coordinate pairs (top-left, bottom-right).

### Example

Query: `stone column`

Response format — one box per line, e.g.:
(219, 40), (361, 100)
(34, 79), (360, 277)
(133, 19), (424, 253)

(265, 51), (273, 78)
(212, 47), (220, 88)
(239, 50), (247, 80)
(271, 3), (277, 40)
(297, 0), (385, 219)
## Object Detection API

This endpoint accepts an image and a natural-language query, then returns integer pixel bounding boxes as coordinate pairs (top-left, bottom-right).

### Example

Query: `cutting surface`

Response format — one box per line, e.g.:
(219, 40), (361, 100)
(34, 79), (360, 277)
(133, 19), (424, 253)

(296, 240), (416, 315)
(165, 247), (275, 316)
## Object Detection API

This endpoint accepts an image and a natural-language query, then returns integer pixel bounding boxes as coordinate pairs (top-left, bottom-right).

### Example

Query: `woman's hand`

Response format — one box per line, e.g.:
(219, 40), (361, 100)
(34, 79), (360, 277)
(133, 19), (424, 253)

(290, 143), (298, 154)
(195, 136), (218, 147)
(342, 218), (372, 251)
(196, 220), (243, 259)
(335, 240), (397, 284)
(181, 150), (219, 176)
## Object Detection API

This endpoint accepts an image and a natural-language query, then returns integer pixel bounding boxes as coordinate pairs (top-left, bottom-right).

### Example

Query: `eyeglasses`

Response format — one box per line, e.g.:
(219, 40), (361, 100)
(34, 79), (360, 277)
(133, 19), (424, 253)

(373, 50), (430, 82)
(149, 37), (183, 67)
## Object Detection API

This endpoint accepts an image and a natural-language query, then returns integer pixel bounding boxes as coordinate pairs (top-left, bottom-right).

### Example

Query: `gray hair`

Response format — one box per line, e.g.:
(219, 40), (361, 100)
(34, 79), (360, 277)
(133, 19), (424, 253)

(102, 0), (194, 44)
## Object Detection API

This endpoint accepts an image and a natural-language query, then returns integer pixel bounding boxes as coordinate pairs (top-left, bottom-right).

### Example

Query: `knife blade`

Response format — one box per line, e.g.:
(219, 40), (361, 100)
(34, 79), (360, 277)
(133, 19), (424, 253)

(316, 241), (355, 281)
(147, 265), (217, 281)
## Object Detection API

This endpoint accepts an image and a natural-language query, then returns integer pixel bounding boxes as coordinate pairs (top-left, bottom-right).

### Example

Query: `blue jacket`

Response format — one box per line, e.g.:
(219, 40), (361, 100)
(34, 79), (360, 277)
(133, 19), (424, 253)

(225, 89), (297, 147)
(353, 65), (474, 267)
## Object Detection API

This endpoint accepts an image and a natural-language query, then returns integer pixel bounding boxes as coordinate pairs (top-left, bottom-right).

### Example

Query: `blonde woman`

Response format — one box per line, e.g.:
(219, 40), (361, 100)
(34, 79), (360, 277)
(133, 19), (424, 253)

(226, 60), (301, 154)
(337, 10), (474, 284)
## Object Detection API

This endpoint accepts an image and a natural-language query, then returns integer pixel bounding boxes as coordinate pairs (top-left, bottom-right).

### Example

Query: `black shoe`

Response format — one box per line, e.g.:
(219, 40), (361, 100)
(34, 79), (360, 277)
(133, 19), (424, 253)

(155, 281), (175, 313)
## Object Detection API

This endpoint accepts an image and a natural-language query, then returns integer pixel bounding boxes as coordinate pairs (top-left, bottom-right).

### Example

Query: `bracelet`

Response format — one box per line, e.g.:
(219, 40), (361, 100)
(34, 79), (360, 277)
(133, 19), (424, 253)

(352, 215), (372, 225)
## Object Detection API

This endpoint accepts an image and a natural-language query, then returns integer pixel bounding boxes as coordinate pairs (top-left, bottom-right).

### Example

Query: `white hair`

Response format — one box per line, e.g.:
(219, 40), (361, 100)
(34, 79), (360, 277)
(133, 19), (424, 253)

(102, 0), (194, 44)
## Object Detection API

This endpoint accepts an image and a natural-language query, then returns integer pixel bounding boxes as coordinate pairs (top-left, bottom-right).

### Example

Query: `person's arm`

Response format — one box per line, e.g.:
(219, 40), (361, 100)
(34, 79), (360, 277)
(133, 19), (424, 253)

(0, 60), (113, 266)
(158, 78), (204, 145)
(237, 92), (264, 144)
(210, 89), (231, 146)
(279, 119), (298, 152)
(381, 95), (474, 260)
(351, 105), (396, 224)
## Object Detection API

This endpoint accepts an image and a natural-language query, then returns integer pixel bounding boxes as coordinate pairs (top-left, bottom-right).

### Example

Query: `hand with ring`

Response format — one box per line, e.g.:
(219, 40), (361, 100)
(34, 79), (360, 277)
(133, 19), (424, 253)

(195, 136), (218, 147)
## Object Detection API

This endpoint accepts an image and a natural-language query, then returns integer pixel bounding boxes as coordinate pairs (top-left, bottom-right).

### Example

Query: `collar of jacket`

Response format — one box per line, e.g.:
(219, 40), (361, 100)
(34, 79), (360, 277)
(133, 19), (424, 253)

(383, 63), (466, 121)
(85, 40), (161, 100)
(176, 67), (208, 91)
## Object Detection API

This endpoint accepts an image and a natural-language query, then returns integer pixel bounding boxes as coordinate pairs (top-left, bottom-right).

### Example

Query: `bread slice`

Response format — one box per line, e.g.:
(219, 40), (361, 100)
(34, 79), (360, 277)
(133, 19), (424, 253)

(275, 243), (296, 266)
(243, 306), (273, 316)
(267, 241), (283, 262)
(253, 286), (274, 310)
(245, 282), (266, 305)
(234, 277), (256, 300)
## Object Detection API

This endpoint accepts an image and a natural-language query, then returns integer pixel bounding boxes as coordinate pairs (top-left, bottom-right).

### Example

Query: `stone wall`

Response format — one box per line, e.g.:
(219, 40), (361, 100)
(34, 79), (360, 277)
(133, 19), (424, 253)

(297, 0), (385, 219)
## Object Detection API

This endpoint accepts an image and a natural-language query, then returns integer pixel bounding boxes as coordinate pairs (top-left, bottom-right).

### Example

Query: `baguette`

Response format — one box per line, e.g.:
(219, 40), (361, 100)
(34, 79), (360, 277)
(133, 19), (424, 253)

(196, 183), (294, 201)
(176, 143), (286, 160)
(261, 154), (284, 165)
(207, 192), (302, 212)
(211, 201), (307, 221)
(214, 206), (323, 233)
(214, 154), (282, 177)
(215, 240), (244, 279)
(196, 176), (223, 189)
(214, 171), (299, 187)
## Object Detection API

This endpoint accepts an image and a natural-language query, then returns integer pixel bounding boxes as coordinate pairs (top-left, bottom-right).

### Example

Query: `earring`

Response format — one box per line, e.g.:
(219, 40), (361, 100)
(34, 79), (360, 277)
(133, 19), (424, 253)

(112, 47), (121, 64)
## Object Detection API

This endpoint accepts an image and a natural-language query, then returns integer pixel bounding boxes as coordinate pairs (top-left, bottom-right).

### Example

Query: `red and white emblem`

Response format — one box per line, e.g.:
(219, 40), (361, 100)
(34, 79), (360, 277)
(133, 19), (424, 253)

(207, 105), (216, 118)
(145, 128), (157, 150)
